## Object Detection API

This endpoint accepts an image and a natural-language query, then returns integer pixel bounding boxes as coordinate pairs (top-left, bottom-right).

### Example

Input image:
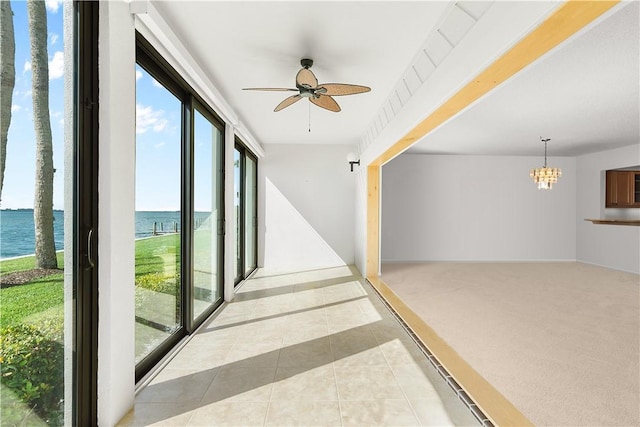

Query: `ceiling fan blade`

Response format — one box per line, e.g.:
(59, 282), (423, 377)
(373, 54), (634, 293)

(296, 68), (318, 89)
(274, 94), (302, 112)
(317, 83), (371, 96)
(310, 94), (341, 112)
(243, 87), (298, 92)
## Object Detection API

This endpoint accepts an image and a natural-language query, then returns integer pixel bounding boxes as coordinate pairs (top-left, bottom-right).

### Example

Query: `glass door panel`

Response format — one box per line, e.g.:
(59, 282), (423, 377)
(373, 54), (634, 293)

(134, 66), (182, 364)
(0, 2), (94, 424)
(234, 148), (242, 282)
(192, 107), (223, 320)
(234, 142), (257, 285)
(244, 155), (257, 275)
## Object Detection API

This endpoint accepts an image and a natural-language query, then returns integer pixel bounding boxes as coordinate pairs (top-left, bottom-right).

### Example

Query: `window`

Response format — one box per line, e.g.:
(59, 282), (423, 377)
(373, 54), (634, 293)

(134, 65), (183, 364)
(234, 140), (258, 284)
(192, 104), (224, 321)
(0, 2), (98, 424)
(244, 154), (257, 276)
(134, 34), (226, 380)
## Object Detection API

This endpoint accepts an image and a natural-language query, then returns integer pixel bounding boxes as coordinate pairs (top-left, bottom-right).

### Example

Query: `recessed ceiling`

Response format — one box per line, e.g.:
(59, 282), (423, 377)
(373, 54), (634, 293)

(153, 1), (450, 146)
(406, 1), (639, 157)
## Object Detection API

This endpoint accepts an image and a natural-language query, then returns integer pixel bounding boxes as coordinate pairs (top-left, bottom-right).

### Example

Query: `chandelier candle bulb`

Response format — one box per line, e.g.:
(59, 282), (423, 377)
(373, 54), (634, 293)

(530, 138), (561, 189)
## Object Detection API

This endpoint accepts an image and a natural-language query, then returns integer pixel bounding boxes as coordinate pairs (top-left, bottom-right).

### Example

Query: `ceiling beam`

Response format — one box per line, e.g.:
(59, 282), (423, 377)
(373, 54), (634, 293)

(371, 0), (620, 167)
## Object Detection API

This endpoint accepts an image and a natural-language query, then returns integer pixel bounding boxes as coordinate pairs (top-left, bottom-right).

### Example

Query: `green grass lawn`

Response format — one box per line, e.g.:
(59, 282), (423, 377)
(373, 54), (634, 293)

(0, 235), (183, 425)
(0, 234), (181, 327)
(134, 234), (180, 277)
(0, 251), (64, 275)
(0, 275), (64, 327)
(0, 253), (65, 328)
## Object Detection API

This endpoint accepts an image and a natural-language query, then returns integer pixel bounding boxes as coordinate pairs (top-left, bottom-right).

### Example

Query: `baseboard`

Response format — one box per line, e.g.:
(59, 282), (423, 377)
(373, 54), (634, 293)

(576, 259), (640, 275)
(381, 258), (578, 264)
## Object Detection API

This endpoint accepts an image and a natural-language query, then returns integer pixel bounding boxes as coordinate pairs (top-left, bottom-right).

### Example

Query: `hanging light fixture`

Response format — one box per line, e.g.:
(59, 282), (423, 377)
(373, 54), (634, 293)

(530, 137), (561, 189)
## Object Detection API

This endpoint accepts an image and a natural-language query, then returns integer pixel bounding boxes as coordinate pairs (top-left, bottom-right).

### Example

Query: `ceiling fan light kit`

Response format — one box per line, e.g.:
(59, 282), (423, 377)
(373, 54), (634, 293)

(243, 58), (371, 113)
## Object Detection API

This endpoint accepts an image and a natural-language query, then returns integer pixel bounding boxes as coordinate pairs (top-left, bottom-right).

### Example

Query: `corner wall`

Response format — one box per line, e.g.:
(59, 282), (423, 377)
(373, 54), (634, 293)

(258, 144), (355, 273)
(576, 144), (640, 273)
(381, 154), (577, 262)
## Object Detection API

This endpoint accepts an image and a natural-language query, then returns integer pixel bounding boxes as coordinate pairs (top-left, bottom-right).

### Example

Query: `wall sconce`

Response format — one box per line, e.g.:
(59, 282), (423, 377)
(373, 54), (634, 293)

(347, 152), (360, 172)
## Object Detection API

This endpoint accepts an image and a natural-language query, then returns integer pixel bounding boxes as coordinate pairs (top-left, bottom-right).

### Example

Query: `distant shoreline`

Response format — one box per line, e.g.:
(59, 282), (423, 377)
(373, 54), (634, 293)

(1, 208), (64, 212)
(0, 249), (65, 263)
(1, 210), (196, 259)
(0, 234), (175, 262)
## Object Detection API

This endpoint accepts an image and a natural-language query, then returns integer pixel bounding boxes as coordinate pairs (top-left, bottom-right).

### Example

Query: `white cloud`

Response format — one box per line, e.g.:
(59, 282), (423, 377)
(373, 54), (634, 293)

(49, 51), (64, 80)
(45, 0), (61, 13)
(152, 78), (164, 89)
(154, 142), (166, 149)
(11, 105), (22, 113)
(136, 70), (143, 81)
(50, 33), (59, 45)
(24, 61), (32, 73)
(136, 104), (168, 135)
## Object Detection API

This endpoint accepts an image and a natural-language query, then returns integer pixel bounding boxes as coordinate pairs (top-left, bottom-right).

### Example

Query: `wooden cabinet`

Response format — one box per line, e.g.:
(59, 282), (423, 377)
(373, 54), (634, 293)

(606, 170), (640, 208)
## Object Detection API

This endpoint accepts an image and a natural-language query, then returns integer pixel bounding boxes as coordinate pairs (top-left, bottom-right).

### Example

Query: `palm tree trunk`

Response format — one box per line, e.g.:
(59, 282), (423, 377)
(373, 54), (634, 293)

(0, 1), (16, 202)
(28, 0), (57, 269)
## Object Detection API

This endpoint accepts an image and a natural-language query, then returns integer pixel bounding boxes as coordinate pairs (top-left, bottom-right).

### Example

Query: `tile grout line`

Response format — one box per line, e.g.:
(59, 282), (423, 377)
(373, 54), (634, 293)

(324, 285), (346, 427)
(376, 325), (425, 426)
(365, 281), (425, 426)
(365, 278), (493, 427)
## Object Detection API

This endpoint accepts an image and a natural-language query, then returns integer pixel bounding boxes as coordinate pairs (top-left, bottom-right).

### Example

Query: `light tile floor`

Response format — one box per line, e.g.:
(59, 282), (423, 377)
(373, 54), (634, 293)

(118, 266), (480, 426)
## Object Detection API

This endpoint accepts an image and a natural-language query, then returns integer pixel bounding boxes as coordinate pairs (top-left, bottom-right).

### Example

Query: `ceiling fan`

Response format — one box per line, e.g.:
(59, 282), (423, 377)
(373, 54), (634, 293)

(243, 58), (371, 112)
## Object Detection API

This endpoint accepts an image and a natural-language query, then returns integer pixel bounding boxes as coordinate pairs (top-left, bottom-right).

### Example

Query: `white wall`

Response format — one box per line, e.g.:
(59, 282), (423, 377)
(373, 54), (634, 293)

(381, 154), (577, 262)
(354, 2), (564, 275)
(576, 144), (640, 273)
(98, 2), (136, 425)
(258, 144), (355, 273)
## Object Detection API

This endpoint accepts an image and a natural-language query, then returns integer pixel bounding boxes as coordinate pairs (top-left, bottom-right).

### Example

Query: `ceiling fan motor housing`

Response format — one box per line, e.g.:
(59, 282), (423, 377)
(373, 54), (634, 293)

(300, 58), (313, 69)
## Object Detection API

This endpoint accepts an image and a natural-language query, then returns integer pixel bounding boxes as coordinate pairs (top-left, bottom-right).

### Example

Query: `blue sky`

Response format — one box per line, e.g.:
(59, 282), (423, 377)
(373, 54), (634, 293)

(3, 0), (65, 209)
(4, 0), (227, 212)
(135, 66), (220, 212)
(135, 66), (183, 211)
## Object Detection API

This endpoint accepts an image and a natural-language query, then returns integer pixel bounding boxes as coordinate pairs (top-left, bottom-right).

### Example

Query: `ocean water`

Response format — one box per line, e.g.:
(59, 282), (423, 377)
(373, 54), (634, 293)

(135, 211), (182, 239)
(1, 210), (211, 260)
(1, 209), (65, 260)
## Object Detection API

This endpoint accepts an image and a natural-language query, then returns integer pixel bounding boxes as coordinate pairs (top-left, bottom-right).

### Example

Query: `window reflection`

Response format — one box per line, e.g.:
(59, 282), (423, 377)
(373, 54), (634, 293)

(134, 66), (182, 364)
(192, 107), (223, 320)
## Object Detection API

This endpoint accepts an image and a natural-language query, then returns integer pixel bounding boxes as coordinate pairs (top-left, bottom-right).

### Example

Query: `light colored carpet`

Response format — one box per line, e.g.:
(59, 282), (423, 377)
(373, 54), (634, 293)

(381, 261), (640, 427)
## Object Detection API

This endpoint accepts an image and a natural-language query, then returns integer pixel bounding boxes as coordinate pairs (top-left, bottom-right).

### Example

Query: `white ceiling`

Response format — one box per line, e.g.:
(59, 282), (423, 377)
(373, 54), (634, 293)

(152, 1), (639, 157)
(154, 1), (450, 145)
(407, 0), (640, 157)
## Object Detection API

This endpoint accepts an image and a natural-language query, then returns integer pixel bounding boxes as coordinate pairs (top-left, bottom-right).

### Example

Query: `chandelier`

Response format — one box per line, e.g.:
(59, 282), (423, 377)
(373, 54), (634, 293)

(530, 137), (561, 190)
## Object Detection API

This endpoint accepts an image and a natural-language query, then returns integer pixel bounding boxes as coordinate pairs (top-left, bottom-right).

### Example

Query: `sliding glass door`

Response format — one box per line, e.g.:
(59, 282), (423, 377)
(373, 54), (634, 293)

(191, 104), (224, 321)
(134, 35), (226, 379)
(234, 141), (257, 284)
(134, 63), (183, 365)
(244, 155), (257, 276)
(0, 2), (98, 424)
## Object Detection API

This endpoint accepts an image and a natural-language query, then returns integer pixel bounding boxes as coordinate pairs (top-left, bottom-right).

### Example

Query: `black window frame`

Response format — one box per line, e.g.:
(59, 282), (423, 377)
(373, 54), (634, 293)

(76, 2), (100, 425)
(234, 138), (258, 285)
(189, 98), (226, 328)
(134, 33), (226, 381)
